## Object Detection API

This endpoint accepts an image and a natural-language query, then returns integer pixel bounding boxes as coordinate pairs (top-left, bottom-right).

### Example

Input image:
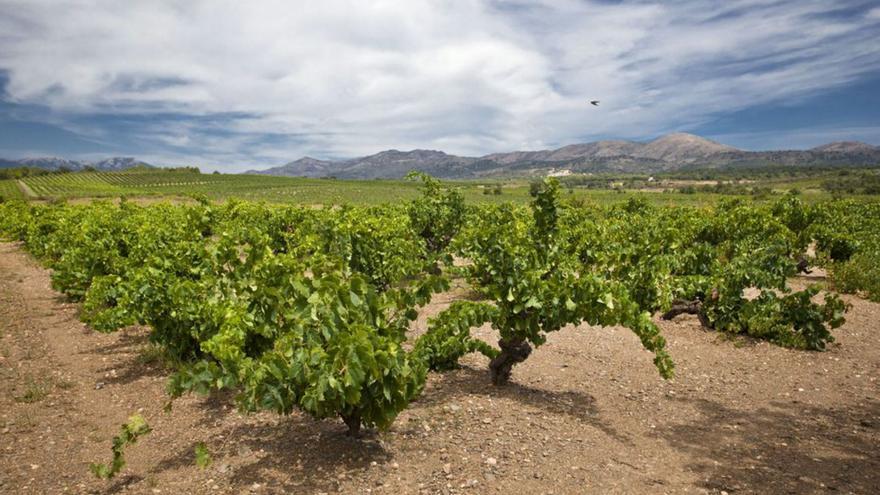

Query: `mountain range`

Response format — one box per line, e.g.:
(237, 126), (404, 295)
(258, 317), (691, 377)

(3, 134), (878, 178)
(0, 157), (151, 171)
(247, 133), (880, 179)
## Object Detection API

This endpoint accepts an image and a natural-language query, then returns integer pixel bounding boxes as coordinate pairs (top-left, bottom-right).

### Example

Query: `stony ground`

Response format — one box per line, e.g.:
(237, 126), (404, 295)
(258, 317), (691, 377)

(0, 241), (877, 494)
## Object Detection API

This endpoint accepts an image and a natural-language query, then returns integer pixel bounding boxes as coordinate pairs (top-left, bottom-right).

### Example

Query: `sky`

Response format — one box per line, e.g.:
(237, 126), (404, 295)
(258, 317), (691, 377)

(0, 0), (879, 172)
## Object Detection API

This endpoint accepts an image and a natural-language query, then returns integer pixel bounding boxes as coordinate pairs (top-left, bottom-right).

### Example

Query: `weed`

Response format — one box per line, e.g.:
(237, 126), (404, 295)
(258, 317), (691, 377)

(55, 376), (75, 390)
(15, 375), (51, 403)
(15, 410), (38, 429)
(135, 343), (178, 369)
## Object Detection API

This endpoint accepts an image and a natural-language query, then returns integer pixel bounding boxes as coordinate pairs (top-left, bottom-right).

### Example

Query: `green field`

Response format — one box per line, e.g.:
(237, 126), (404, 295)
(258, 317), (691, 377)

(10, 169), (574, 205)
(0, 179), (25, 200)
(5, 167), (875, 207)
(16, 170), (416, 204)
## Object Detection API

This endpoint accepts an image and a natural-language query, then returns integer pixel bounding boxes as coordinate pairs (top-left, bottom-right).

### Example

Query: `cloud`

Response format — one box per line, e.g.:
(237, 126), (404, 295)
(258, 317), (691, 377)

(0, 0), (878, 170)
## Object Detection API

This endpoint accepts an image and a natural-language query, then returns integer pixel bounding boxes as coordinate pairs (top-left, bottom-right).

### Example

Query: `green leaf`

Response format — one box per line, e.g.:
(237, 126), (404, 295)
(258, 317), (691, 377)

(601, 293), (614, 310)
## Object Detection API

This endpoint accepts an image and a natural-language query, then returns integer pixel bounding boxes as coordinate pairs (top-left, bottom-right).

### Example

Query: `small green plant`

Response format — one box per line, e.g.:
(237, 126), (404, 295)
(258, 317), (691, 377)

(15, 376), (51, 403)
(90, 414), (152, 479)
(194, 442), (212, 469)
(54, 376), (75, 390)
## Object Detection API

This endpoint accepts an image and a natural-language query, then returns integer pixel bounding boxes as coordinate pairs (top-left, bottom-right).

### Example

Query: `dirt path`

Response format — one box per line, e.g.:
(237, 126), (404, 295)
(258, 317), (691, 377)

(0, 241), (878, 494)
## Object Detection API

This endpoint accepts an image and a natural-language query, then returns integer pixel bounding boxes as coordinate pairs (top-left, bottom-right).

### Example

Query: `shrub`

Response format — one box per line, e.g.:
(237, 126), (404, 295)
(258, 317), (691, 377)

(831, 251), (880, 302)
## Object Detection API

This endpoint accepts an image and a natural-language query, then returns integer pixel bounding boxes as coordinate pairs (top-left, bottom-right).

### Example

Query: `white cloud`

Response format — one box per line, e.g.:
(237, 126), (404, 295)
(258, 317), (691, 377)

(0, 0), (878, 170)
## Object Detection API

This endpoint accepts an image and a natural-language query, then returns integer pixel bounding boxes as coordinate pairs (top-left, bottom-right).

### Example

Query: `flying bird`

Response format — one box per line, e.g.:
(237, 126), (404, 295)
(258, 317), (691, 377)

(590, 100), (600, 106)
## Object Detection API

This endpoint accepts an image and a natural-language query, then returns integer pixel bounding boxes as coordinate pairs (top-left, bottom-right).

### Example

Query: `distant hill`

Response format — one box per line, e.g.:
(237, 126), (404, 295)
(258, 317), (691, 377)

(0, 157), (152, 171)
(249, 133), (880, 179)
(6, 135), (879, 179)
(92, 157), (151, 171)
(245, 157), (340, 177)
(810, 141), (878, 153)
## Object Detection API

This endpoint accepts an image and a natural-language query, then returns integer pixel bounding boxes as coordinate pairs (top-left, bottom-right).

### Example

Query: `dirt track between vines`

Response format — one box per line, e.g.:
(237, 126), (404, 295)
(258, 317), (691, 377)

(0, 241), (878, 494)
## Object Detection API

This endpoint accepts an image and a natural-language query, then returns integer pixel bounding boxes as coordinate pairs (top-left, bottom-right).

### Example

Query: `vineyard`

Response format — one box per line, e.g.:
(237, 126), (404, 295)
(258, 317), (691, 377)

(13, 170), (418, 205)
(2, 168), (853, 207)
(8, 169), (526, 206)
(0, 179), (24, 201)
(0, 177), (878, 493)
(17, 169), (279, 197)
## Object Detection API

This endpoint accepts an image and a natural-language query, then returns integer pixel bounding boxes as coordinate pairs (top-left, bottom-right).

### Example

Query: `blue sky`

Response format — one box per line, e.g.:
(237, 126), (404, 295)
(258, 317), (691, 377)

(0, 0), (878, 172)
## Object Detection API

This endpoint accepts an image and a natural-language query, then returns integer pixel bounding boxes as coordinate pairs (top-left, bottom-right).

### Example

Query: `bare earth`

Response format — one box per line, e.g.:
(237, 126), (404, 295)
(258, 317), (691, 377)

(0, 241), (877, 495)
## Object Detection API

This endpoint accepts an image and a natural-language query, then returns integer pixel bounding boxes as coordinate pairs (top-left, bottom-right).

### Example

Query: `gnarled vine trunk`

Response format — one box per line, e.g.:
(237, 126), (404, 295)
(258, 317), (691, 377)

(489, 338), (532, 385)
(661, 299), (712, 329)
(796, 255), (812, 274)
(661, 299), (702, 320)
(340, 411), (362, 437)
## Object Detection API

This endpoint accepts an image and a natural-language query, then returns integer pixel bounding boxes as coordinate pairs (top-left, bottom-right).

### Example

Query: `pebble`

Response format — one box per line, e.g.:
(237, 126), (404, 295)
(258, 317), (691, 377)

(485, 457), (497, 467)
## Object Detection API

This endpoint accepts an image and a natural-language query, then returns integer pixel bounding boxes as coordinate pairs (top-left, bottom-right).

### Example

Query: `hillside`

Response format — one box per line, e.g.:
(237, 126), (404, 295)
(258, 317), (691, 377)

(245, 157), (340, 177)
(0, 157), (152, 171)
(251, 133), (880, 179)
(6, 135), (879, 179)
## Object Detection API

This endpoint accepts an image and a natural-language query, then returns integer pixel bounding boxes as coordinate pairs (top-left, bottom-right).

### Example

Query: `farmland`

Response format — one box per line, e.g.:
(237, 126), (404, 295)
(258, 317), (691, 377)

(15, 169), (423, 205)
(0, 177), (878, 494)
(0, 179), (24, 201)
(3, 167), (877, 207)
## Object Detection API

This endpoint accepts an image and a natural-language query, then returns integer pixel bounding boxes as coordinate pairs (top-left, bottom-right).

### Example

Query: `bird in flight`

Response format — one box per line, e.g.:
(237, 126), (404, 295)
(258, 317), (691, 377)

(590, 100), (600, 106)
